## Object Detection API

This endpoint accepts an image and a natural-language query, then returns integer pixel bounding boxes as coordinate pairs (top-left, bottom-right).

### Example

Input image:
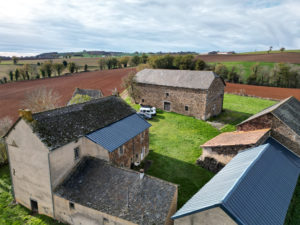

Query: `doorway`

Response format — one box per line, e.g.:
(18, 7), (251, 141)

(164, 102), (171, 111)
(30, 199), (38, 213)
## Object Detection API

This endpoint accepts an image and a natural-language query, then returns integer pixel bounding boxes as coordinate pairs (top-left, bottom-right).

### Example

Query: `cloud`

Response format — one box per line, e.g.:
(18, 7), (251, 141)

(0, 0), (299, 55)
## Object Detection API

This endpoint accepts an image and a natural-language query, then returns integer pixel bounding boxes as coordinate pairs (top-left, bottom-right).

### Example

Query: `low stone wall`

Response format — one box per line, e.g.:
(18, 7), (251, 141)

(197, 157), (225, 173)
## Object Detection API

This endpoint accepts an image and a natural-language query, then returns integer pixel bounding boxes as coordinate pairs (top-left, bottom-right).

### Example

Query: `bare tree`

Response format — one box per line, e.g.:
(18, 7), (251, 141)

(0, 116), (13, 137)
(21, 87), (61, 113)
(122, 71), (141, 102)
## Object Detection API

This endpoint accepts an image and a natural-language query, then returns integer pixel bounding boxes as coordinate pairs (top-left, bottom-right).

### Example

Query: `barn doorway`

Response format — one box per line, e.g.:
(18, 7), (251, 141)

(30, 199), (38, 213)
(164, 102), (171, 111)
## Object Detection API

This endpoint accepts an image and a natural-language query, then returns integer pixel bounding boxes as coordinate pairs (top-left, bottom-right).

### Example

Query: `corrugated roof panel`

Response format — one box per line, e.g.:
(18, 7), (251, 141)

(172, 144), (267, 219)
(172, 141), (300, 223)
(224, 143), (299, 225)
(86, 114), (151, 152)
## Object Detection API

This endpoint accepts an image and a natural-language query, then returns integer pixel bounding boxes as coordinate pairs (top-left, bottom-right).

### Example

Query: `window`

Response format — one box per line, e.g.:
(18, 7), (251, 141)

(13, 169), (15, 176)
(166, 92), (169, 97)
(185, 106), (189, 111)
(119, 146), (124, 156)
(136, 154), (139, 159)
(30, 199), (38, 213)
(69, 202), (75, 209)
(74, 147), (80, 160)
(103, 218), (109, 224)
(142, 99), (144, 103)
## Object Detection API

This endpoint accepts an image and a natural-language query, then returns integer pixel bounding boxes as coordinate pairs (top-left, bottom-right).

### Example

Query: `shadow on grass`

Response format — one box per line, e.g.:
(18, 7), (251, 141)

(144, 150), (214, 208)
(210, 109), (253, 126)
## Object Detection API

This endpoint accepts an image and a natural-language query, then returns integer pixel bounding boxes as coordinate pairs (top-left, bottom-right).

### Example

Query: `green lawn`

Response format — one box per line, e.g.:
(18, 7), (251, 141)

(0, 94), (297, 224)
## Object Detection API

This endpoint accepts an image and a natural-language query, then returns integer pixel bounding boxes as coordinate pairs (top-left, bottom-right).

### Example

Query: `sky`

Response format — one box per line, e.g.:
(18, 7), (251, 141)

(0, 0), (299, 56)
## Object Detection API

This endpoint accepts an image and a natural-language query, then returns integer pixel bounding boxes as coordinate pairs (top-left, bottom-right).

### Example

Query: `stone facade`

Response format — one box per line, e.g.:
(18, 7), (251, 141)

(198, 130), (270, 173)
(174, 207), (237, 225)
(109, 129), (150, 168)
(136, 78), (224, 120)
(5, 118), (151, 222)
(237, 114), (300, 156)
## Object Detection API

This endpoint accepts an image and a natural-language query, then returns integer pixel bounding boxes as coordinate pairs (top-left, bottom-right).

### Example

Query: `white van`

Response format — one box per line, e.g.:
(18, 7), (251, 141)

(139, 105), (156, 116)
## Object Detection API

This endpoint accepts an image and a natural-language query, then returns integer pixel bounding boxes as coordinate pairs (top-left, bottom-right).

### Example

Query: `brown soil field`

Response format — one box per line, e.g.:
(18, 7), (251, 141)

(225, 82), (300, 101)
(198, 52), (300, 63)
(0, 68), (134, 121)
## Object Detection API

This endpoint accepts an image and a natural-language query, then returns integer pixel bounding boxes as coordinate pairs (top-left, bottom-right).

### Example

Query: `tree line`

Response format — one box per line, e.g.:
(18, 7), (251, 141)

(0, 60), (86, 83)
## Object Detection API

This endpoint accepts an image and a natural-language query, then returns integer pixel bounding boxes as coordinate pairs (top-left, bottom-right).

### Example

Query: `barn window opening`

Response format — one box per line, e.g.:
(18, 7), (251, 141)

(74, 147), (80, 160)
(69, 202), (75, 210)
(119, 146), (124, 156)
(142, 99), (144, 103)
(185, 106), (189, 111)
(13, 169), (15, 176)
(166, 92), (169, 97)
(30, 199), (38, 213)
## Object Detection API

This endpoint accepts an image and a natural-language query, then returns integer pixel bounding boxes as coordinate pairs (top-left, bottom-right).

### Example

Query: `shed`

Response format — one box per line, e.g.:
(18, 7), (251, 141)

(173, 138), (300, 225)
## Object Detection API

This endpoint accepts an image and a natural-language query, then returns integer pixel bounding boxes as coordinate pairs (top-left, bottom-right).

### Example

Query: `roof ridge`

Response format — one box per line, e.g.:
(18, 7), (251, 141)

(221, 144), (270, 204)
(33, 95), (116, 116)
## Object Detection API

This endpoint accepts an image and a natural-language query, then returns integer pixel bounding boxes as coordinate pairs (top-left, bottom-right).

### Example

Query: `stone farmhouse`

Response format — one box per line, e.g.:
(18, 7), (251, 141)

(67, 88), (103, 105)
(4, 96), (178, 225)
(198, 129), (270, 172)
(237, 96), (300, 156)
(135, 69), (225, 120)
(173, 138), (300, 225)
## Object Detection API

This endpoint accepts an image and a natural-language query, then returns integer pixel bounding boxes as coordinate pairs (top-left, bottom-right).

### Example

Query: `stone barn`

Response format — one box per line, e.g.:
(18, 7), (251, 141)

(4, 96), (178, 224)
(135, 69), (225, 120)
(198, 129), (270, 173)
(237, 96), (300, 156)
(172, 138), (300, 225)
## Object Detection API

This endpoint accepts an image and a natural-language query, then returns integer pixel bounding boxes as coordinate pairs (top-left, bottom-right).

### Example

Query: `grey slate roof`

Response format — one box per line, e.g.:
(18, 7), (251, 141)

(32, 96), (136, 150)
(86, 113), (151, 152)
(55, 157), (177, 225)
(135, 69), (224, 90)
(172, 137), (300, 225)
(67, 88), (103, 105)
(239, 96), (300, 136)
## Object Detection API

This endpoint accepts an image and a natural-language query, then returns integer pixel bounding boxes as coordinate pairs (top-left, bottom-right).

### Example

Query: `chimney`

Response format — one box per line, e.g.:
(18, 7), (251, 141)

(139, 169), (144, 180)
(18, 109), (33, 122)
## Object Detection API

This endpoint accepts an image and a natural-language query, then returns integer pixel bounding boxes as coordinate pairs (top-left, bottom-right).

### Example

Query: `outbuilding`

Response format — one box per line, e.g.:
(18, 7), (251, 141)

(135, 69), (225, 120)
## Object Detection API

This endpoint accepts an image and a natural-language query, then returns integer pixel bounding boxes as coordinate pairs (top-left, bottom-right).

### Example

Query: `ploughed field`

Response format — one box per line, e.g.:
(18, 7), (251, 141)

(197, 52), (300, 63)
(0, 68), (134, 121)
(225, 82), (300, 101)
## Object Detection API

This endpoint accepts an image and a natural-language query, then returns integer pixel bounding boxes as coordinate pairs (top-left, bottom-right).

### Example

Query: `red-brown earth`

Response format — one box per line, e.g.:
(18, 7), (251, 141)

(197, 52), (300, 63)
(225, 82), (300, 101)
(0, 68), (135, 121)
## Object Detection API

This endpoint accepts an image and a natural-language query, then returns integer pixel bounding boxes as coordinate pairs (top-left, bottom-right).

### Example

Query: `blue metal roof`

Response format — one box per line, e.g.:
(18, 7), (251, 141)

(172, 141), (300, 225)
(86, 114), (151, 152)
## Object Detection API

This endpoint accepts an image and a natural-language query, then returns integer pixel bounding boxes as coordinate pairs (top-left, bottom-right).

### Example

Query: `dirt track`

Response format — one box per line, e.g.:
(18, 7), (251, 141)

(197, 52), (300, 63)
(0, 68), (134, 121)
(225, 83), (300, 101)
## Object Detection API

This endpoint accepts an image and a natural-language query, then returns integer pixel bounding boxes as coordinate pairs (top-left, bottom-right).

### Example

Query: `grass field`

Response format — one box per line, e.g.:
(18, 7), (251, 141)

(0, 93), (298, 224)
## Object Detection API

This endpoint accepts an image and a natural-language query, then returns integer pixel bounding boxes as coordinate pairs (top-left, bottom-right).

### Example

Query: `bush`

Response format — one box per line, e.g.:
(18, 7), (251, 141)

(69, 94), (92, 105)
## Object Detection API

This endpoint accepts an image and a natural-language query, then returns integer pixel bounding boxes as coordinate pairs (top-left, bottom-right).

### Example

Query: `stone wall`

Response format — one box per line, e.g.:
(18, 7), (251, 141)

(54, 195), (136, 225)
(136, 82), (224, 120)
(174, 207), (237, 225)
(198, 131), (270, 173)
(238, 114), (300, 156)
(237, 113), (273, 131)
(6, 119), (54, 217)
(109, 129), (149, 168)
(205, 78), (225, 119)
(271, 118), (300, 156)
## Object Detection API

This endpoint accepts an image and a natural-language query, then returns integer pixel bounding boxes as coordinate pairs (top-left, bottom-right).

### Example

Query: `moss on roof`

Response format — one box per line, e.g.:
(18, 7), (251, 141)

(32, 96), (136, 150)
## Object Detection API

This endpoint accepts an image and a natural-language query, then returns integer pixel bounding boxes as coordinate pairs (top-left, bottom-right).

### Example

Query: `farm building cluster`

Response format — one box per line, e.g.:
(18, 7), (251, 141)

(3, 69), (300, 225)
